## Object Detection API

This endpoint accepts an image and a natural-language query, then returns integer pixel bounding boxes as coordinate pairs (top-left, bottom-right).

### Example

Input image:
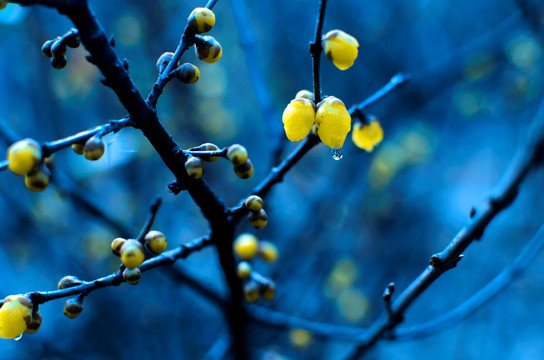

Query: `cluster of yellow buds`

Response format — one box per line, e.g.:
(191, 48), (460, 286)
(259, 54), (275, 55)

(110, 231), (168, 285)
(282, 92), (351, 155)
(72, 135), (106, 161)
(282, 28), (386, 156)
(232, 233), (279, 302)
(6, 138), (51, 191)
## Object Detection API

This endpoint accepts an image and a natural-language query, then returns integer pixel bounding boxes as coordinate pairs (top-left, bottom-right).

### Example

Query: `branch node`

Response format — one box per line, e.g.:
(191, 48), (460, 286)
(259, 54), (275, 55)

(429, 254), (463, 271)
(168, 180), (186, 194)
(309, 41), (322, 56)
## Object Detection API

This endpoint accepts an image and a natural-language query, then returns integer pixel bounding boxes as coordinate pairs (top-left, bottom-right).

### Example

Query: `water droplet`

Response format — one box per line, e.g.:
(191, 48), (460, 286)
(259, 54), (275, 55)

(332, 147), (343, 160)
(14, 334), (22, 341)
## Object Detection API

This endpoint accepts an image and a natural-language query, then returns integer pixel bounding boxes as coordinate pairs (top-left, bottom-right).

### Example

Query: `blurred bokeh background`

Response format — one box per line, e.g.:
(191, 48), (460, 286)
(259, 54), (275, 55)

(1, 0), (544, 359)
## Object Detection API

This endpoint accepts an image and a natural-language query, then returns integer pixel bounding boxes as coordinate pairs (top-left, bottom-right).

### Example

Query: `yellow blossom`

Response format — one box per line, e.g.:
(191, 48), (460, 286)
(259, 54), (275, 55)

(0, 295), (33, 339)
(322, 30), (359, 70)
(282, 98), (316, 142)
(315, 96), (351, 149)
(352, 118), (384, 152)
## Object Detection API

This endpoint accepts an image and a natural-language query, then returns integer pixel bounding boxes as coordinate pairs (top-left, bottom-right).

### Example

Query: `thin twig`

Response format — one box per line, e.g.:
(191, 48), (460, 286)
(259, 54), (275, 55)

(28, 236), (213, 305)
(345, 109), (544, 359)
(310, 0), (328, 103)
(395, 222), (544, 340)
(348, 73), (411, 118)
(136, 195), (162, 242)
(146, 0), (219, 108)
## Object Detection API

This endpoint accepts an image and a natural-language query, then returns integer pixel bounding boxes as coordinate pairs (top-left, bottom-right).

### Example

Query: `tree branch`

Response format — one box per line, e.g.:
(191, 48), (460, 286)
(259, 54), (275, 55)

(28, 235), (213, 305)
(310, 0), (328, 103)
(344, 107), (544, 359)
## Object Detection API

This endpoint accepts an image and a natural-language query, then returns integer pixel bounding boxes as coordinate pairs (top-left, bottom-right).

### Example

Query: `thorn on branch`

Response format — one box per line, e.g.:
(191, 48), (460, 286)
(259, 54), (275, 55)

(109, 35), (116, 47)
(429, 254), (464, 271)
(168, 180), (186, 194)
(123, 59), (129, 70)
(309, 41), (322, 56)
(383, 282), (395, 318)
(469, 207), (477, 218)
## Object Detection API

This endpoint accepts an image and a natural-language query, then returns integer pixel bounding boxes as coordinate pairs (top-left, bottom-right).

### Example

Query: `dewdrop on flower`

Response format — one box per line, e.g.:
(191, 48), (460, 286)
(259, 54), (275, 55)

(0, 295), (33, 339)
(314, 96), (351, 150)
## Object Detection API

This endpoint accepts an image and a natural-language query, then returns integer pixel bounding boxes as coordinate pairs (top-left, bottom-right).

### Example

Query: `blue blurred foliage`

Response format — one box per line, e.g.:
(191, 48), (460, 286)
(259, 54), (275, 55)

(1, 0), (544, 359)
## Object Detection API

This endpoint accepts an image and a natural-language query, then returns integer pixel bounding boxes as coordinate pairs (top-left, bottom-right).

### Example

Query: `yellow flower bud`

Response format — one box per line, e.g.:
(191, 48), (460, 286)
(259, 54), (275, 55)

(282, 98), (316, 142)
(352, 117), (384, 152)
(187, 7), (216, 34)
(322, 30), (359, 70)
(123, 268), (142, 285)
(295, 90), (315, 101)
(233, 233), (258, 260)
(195, 36), (222, 64)
(0, 295), (32, 339)
(258, 241), (278, 263)
(7, 138), (42, 176)
(315, 96), (351, 149)
(244, 195), (263, 212)
(144, 230), (168, 254)
(198, 143), (221, 162)
(120, 239), (145, 269)
(110, 237), (126, 256)
(237, 261), (252, 279)
(227, 144), (248, 165)
(156, 52), (175, 73)
(234, 159), (254, 179)
(63, 298), (83, 319)
(71, 142), (85, 155)
(24, 311), (42, 334)
(175, 63), (200, 84)
(24, 164), (51, 192)
(248, 209), (268, 229)
(244, 281), (260, 303)
(57, 275), (83, 289)
(261, 281), (276, 301)
(185, 156), (204, 179)
(84, 136), (105, 161)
